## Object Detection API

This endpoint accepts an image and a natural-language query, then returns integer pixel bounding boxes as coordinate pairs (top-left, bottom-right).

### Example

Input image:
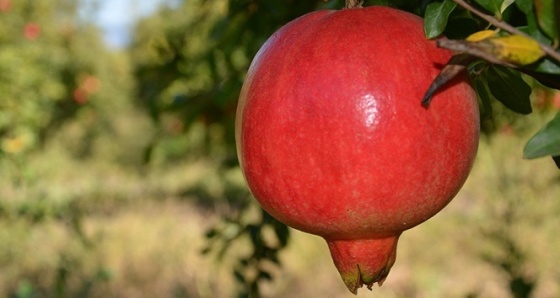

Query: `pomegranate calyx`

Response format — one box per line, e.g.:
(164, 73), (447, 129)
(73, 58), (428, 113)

(326, 236), (400, 294)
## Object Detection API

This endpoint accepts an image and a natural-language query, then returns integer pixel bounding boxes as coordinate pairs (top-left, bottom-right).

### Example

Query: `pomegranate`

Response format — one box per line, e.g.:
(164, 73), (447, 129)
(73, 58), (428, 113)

(235, 6), (479, 294)
(23, 22), (41, 40)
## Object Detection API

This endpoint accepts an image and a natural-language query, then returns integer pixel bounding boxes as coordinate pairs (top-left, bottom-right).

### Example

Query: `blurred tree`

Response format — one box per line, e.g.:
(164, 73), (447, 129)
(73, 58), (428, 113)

(130, 0), (349, 165)
(0, 0), (131, 162)
(0, 1), (134, 295)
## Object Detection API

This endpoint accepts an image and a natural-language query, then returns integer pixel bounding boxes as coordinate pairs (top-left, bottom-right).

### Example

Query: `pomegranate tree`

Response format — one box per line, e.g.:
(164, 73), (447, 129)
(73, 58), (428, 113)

(235, 5), (479, 294)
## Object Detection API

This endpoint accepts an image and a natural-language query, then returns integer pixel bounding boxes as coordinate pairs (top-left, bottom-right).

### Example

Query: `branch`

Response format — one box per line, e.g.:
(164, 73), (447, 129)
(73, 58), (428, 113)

(452, 0), (560, 64)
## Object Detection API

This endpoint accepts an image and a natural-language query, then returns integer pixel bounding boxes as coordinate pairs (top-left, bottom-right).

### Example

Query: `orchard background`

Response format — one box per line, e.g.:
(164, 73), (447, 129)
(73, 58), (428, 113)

(1, 0), (559, 297)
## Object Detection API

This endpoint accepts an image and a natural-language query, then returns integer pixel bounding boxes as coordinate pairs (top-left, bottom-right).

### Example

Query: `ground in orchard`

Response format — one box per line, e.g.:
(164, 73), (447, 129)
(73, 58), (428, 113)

(0, 115), (559, 298)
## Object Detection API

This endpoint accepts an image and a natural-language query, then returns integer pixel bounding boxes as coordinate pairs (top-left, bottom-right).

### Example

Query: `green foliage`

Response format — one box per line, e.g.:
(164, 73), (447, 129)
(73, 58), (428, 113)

(130, 0), (339, 167)
(0, 0), (139, 295)
(533, 0), (559, 42)
(424, 0), (458, 38)
(473, 0), (503, 15)
(202, 206), (290, 297)
(485, 65), (532, 114)
(421, 0), (560, 164)
(472, 74), (495, 118)
(523, 111), (560, 158)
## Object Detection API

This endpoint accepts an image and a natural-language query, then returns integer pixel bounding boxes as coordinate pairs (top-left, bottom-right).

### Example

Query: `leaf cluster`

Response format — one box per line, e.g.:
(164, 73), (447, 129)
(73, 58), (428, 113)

(423, 0), (560, 166)
(202, 207), (290, 297)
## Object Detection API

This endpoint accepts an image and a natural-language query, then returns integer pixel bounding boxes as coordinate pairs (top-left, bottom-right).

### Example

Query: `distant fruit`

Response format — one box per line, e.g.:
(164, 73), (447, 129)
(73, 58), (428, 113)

(23, 22), (41, 40)
(0, 0), (11, 12)
(236, 6), (479, 294)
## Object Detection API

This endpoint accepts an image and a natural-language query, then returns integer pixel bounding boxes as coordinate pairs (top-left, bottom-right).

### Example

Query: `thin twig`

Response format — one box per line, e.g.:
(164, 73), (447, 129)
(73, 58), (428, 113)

(452, 0), (560, 63)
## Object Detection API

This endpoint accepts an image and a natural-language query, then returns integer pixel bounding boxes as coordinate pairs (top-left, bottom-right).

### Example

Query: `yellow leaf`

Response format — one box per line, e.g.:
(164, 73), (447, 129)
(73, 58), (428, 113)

(487, 34), (545, 65)
(466, 30), (497, 42)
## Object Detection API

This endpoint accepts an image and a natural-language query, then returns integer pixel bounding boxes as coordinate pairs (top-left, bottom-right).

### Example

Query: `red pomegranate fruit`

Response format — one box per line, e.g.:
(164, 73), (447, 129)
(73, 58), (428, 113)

(235, 5), (479, 294)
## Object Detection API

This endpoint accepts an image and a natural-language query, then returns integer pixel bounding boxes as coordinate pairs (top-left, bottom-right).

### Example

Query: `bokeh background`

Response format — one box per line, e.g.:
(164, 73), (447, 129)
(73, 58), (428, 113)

(1, 0), (560, 297)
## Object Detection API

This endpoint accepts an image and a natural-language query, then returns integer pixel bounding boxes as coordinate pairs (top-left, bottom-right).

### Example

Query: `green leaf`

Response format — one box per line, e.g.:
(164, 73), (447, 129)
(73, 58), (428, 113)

(520, 68), (560, 89)
(444, 16), (482, 39)
(517, 21), (552, 45)
(533, 0), (560, 41)
(553, 156), (560, 168)
(205, 228), (220, 239)
(523, 112), (560, 159)
(233, 269), (246, 283)
(474, 0), (504, 15)
(473, 75), (494, 119)
(200, 246), (212, 255)
(515, 0), (533, 14)
(273, 221), (290, 247)
(485, 66), (532, 114)
(424, 0), (458, 39)
(528, 57), (560, 74)
(258, 270), (273, 281)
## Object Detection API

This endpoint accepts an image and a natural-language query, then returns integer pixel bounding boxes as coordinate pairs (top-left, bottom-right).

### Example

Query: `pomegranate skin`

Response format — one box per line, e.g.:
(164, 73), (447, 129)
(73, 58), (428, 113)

(236, 6), (479, 293)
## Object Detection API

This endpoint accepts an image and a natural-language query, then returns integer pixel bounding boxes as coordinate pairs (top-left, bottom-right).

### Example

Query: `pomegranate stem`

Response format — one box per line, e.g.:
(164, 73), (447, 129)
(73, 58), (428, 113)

(345, 0), (363, 9)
